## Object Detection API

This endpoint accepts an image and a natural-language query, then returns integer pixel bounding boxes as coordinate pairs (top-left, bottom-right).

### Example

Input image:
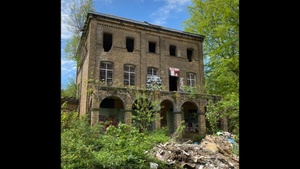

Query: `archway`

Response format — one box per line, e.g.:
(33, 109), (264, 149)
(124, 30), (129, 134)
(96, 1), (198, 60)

(181, 101), (199, 137)
(160, 100), (174, 133)
(99, 97), (125, 128)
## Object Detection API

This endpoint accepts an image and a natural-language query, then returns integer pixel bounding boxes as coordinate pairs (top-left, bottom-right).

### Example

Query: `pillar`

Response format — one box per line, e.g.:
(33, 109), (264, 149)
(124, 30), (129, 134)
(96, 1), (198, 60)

(91, 108), (99, 126)
(198, 106), (206, 136)
(124, 109), (132, 126)
(154, 112), (161, 129)
(173, 111), (183, 138)
(220, 116), (228, 131)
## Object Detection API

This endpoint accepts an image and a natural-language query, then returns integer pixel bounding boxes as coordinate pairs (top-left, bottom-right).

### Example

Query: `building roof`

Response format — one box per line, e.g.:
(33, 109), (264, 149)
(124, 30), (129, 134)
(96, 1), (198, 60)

(86, 11), (205, 41)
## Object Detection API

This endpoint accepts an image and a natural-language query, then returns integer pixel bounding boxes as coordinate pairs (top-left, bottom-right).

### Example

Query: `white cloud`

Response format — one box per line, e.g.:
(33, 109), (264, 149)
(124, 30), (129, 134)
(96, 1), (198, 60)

(151, 0), (191, 26)
(61, 58), (76, 73)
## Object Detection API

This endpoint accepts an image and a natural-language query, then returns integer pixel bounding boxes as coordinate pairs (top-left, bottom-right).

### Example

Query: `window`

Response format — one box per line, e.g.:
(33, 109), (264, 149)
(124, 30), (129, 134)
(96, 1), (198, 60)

(103, 33), (112, 52)
(187, 73), (196, 87)
(149, 42), (156, 53)
(169, 45), (176, 56)
(187, 48), (193, 62)
(100, 62), (113, 85)
(124, 65), (135, 86)
(147, 67), (158, 76)
(126, 37), (134, 52)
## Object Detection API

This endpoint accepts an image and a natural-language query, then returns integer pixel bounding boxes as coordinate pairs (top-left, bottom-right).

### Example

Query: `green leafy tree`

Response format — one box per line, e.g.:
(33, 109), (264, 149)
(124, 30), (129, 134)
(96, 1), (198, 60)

(61, 77), (77, 98)
(132, 91), (161, 133)
(63, 0), (95, 63)
(183, 0), (239, 135)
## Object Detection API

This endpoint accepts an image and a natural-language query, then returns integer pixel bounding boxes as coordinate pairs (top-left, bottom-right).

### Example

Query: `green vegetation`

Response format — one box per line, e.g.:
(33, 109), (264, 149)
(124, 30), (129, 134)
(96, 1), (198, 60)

(61, 112), (170, 169)
(183, 0), (239, 137)
(61, 78), (77, 98)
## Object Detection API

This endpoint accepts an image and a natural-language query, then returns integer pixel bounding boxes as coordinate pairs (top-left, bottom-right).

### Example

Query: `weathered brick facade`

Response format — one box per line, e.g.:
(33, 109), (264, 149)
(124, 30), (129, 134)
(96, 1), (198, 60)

(75, 12), (221, 137)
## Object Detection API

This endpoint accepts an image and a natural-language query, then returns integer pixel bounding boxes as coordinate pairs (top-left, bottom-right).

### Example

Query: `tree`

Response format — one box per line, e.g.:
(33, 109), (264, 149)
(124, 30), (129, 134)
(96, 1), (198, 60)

(132, 90), (161, 133)
(61, 77), (77, 98)
(183, 0), (239, 136)
(63, 0), (95, 63)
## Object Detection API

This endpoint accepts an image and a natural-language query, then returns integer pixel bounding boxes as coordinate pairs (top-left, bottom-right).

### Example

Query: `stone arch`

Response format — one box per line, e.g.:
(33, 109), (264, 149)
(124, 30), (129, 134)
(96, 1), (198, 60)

(160, 99), (175, 133)
(98, 96), (125, 128)
(181, 101), (199, 136)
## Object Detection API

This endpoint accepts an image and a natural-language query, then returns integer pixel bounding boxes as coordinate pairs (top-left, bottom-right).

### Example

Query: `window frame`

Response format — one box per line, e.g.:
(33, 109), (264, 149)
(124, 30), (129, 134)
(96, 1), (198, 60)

(124, 64), (136, 86)
(187, 72), (196, 87)
(100, 62), (114, 85)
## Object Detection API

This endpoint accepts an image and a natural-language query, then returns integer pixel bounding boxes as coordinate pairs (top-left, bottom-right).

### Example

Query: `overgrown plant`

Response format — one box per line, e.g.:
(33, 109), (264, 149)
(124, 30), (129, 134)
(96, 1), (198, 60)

(132, 90), (161, 133)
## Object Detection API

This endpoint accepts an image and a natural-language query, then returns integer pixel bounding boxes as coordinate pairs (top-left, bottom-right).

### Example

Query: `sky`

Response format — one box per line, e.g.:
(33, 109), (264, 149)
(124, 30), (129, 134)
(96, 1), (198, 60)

(61, 0), (193, 89)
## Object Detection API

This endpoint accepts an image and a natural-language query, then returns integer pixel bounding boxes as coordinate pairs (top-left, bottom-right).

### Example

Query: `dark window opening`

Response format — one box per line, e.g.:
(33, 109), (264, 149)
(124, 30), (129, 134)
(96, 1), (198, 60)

(103, 33), (112, 52)
(126, 38), (134, 52)
(187, 48), (193, 62)
(100, 98), (115, 108)
(169, 76), (178, 91)
(169, 45), (176, 56)
(149, 42), (156, 53)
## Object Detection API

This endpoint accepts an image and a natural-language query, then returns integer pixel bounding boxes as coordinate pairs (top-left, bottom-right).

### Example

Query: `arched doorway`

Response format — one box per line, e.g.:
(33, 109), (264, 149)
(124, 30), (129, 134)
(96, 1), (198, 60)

(181, 101), (199, 138)
(99, 97), (125, 128)
(160, 100), (174, 133)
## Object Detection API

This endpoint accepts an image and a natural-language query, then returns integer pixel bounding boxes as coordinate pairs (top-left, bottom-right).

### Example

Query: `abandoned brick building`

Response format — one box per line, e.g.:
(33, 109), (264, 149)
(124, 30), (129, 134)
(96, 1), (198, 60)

(74, 12), (224, 137)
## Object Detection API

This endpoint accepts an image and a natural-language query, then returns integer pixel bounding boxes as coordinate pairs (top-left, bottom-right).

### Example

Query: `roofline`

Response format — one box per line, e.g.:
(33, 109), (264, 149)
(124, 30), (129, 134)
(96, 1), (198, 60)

(83, 11), (205, 41)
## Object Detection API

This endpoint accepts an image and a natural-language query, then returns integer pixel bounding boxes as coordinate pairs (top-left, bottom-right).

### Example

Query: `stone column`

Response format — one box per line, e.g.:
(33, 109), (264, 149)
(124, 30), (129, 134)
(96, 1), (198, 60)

(220, 116), (228, 131)
(154, 112), (161, 129)
(91, 108), (99, 126)
(124, 109), (132, 126)
(173, 111), (182, 138)
(90, 96), (100, 126)
(198, 106), (206, 136)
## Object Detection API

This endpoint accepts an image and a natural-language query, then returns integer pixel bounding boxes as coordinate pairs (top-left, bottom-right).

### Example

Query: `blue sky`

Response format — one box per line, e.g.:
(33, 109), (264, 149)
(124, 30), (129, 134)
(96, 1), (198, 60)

(61, 0), (193, 89)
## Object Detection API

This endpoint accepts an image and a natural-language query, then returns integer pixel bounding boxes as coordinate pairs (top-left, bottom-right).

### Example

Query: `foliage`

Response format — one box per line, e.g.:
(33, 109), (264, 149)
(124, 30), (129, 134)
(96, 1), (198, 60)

(193, 134), (205, 144)
(183, 0), (239, 136)
(61, 114), (170, 169)
(61, 114), (105, 169)
(64, 0), (95, 34)
(93, 124), (169, 168)
(63, 0), (95, 63)
(132, 90), (161, 133)
(64, 34), (81, 63)
(61, 77), (77, 98)
(61, 111), (78, 130)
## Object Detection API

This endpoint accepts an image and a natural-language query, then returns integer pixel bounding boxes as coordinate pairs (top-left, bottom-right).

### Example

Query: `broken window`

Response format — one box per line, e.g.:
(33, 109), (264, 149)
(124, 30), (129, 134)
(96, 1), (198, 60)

(124, 64), (135, 86)
(187, 72), (196, 87)
(126, 37), (134, 52)
(100, 62), (113, 85)
(103, 33), (112, 52)
(187, 48), (193, 62)
(147, 67), (158, 76)
(149, 42), (156, 53)
(169, 45), (176, 56)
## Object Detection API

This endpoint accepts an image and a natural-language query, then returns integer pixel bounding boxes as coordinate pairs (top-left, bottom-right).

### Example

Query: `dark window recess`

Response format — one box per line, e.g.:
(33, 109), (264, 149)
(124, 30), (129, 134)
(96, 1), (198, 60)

(103, 33), (112, 52)
(187, 48), (193, 62)
(169, 45), (176, 56)
(100, 98), (115, 108)
(126, 38), (134, 52)
(149, 42), (156, 53)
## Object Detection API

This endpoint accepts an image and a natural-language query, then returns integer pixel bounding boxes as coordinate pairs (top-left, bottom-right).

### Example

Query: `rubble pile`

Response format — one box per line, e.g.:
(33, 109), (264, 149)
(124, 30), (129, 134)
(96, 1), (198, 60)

(150, 133), (239, 169)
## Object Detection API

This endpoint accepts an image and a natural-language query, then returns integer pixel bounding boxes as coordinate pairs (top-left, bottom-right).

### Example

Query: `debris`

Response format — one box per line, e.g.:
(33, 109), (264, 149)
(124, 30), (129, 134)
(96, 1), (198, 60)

(150, 133), (239, 169)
